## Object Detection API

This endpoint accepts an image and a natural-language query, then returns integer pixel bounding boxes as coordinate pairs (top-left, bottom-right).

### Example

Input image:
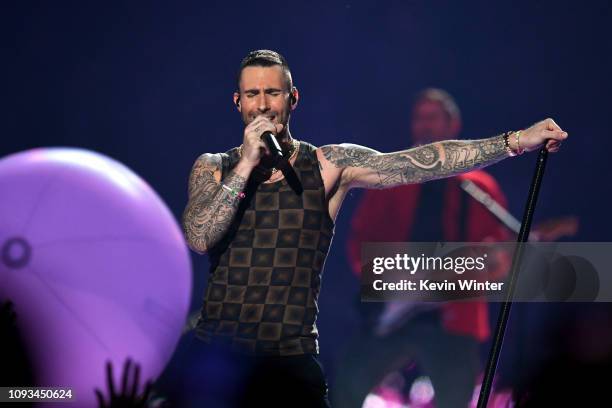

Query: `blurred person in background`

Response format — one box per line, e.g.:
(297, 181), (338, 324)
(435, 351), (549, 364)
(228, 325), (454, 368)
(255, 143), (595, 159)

(333, 89), (576, 407)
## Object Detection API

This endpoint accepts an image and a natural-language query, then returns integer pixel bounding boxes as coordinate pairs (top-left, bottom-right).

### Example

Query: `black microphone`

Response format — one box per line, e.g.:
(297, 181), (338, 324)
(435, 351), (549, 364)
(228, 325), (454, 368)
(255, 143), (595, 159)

(259, 131), (303, 195)
(261, 131), (284, 165)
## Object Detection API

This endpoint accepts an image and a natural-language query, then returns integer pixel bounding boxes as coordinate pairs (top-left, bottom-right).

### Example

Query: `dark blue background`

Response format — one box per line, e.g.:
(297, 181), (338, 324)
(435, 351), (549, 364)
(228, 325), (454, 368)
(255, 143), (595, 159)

(3, 0), (611, 389)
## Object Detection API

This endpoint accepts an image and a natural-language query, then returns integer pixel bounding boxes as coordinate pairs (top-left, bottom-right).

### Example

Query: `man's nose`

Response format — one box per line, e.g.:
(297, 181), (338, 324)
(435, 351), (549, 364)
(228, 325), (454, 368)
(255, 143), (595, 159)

(257, 94), (270, 112)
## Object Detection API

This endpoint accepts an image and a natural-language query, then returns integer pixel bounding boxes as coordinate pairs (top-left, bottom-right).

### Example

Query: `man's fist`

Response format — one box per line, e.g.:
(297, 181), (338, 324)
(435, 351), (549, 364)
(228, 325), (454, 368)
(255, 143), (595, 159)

(518, 118), (568, 153)
(241, 116), (284, 167)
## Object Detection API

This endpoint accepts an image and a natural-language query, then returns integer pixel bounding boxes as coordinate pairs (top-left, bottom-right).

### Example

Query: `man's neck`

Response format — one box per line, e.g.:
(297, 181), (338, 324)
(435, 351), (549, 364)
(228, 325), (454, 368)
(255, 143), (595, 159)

(277, 127), (293, 144)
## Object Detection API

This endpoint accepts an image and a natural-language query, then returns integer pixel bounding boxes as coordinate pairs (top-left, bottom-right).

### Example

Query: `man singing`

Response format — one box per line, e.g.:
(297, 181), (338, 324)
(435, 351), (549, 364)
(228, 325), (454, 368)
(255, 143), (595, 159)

(181, 49), (567, 407)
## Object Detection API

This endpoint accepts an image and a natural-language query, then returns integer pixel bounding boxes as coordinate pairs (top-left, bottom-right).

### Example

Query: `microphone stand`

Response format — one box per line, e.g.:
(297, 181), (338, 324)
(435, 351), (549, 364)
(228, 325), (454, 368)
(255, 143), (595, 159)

(477, 147), (549, 407)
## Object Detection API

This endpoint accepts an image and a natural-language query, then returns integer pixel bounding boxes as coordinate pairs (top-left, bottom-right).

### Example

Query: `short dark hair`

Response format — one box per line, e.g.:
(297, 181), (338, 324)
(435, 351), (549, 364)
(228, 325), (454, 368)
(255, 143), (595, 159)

(414, 88), (461, 121)
(237, 49), (293, 92)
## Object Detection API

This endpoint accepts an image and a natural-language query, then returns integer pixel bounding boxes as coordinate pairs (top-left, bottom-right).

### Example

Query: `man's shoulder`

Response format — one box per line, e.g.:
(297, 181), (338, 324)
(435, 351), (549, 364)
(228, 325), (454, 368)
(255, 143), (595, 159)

(191, 153), (222, 172)
(299, 140), (319, 155)
(193, 147), (240, 170)
(197, 152), (222, 163)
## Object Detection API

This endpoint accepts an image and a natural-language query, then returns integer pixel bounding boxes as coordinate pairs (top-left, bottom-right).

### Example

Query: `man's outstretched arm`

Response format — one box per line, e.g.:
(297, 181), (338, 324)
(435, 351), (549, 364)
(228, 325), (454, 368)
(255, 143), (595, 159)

(320, 118), (568, 190)
(181, 154), (250, 254)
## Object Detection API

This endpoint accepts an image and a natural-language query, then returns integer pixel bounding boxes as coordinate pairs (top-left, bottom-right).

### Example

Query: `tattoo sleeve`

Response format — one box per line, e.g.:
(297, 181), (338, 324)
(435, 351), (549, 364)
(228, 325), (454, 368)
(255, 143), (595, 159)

(320, 135), (508, 189)
(181, 154), (247, 253)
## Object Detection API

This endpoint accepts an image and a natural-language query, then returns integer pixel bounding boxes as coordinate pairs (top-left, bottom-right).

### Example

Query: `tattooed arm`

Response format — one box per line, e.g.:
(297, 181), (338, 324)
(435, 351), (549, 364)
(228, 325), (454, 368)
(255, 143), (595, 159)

(320, 119), (569, 190)
(320, 135), (509, 189)
(181, 154), (250, 254)
(181, 114), (283, 253)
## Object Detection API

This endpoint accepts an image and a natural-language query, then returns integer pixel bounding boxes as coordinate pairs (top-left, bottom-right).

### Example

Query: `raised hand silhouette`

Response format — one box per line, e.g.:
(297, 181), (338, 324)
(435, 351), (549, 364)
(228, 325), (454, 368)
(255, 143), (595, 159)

(95, 359), (152, 408)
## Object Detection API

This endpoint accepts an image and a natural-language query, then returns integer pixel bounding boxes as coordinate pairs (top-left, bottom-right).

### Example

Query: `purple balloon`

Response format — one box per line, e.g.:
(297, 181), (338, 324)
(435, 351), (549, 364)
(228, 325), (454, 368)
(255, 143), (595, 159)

(0, 148), (191, 407)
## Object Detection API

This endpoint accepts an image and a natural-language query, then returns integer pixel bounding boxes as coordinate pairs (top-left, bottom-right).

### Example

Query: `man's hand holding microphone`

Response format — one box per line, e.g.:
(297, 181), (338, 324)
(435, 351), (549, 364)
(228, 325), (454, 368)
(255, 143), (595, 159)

(233, 116), (284, 178)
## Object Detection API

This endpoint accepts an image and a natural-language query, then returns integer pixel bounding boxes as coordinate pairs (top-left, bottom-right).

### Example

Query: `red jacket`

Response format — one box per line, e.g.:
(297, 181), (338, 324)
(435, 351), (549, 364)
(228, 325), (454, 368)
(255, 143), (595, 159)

(347, 170), (510, 341)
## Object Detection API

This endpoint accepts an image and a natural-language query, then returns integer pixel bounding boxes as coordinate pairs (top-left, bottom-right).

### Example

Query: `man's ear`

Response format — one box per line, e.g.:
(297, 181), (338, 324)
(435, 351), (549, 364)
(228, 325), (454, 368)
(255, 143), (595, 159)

(233, 92), (241, 112)
(290, 87), (299, 110)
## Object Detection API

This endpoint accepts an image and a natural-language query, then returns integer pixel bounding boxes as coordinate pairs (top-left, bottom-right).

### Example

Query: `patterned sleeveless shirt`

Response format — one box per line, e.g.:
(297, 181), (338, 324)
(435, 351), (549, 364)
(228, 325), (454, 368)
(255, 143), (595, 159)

(195, 141), (335, 356)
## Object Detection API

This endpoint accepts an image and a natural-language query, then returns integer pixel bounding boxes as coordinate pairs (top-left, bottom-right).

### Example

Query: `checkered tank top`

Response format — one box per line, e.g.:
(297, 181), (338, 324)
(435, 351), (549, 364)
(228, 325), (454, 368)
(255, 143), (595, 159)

(195, 141), (335, 356)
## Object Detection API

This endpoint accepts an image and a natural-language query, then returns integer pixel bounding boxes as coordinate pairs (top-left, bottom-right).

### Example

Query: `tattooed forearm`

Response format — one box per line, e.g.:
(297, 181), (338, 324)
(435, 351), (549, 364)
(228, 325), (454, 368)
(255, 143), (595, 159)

(321, 134), (508, 189)
(181, 154), (247, 253)
(440, 136), (507, 172)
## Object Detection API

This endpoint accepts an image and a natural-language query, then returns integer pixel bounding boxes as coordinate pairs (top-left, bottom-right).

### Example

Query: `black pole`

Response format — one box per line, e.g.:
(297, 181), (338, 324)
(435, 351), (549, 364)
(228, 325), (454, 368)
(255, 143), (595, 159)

(477, 147), (549, 407)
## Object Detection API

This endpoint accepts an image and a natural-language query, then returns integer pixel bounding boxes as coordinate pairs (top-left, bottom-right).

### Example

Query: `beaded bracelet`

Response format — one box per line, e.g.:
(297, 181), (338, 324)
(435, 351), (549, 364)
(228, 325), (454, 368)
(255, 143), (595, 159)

(502, 132), (516, 157)
(514, 130), (525, 155)
(503, 131), (525, 157)
(221, 183), (246, 199)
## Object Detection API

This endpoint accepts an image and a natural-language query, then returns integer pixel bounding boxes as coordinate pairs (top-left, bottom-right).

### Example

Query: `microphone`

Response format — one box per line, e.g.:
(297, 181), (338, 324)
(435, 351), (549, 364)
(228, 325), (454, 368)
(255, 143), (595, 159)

(259, 131), (303, 195)
(261, 131), (284, 165)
